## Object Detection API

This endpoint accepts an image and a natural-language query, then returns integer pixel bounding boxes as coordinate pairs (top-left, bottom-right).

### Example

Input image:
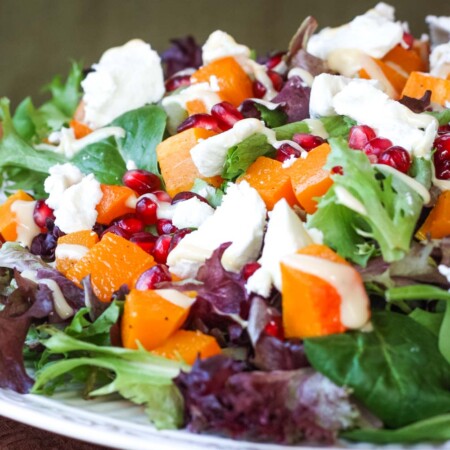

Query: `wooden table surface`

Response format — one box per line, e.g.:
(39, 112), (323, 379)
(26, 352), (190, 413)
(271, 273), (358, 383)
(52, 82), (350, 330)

(0, 417), (111, 449)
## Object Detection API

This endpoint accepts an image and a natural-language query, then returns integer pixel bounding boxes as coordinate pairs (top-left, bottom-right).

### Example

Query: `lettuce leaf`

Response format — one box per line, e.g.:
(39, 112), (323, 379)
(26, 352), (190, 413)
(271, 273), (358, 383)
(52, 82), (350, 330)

(308, 137), (424, 264)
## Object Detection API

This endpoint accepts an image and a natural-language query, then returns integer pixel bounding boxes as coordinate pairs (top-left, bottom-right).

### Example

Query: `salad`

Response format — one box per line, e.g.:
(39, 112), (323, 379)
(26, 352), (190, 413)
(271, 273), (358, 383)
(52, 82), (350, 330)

(1, 2), (450, 446)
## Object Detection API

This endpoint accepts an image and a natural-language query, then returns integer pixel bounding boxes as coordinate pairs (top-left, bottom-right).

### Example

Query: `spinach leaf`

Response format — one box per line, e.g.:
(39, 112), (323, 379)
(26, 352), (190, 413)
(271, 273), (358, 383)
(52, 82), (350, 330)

(409, 309), (444, 337)
(304, 311), (450, 429)
(254, 104), (287, 128)
(71, 138), (127, 185)
(112, 105), (166, 175)
(343, 414), (450, 443)
(222, 133), (274, 180)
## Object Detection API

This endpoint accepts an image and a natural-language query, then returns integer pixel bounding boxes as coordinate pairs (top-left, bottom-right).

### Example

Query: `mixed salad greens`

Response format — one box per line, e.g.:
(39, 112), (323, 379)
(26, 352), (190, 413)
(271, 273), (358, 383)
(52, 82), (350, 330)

(1, 2), (450, 446)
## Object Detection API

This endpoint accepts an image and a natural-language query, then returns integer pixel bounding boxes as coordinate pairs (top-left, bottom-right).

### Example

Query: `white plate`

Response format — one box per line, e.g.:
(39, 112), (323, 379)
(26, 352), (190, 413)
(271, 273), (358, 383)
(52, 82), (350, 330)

(0, 387), (449, 450)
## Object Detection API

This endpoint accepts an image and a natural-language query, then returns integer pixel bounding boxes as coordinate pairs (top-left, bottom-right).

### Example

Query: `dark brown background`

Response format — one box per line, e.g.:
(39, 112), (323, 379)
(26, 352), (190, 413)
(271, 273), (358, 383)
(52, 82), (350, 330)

(1, 0), (449, 107)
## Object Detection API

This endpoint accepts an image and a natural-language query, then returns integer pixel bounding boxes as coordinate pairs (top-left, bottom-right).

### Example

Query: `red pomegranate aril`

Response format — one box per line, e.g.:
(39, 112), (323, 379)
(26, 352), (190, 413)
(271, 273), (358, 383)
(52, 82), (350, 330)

(101, 225), (130, 240)
(130, 232), (157, 254)
(252, 80), (267, 99)
(33, 200), (55, 229)
(169, 228), (192, 252)
(363, 137), (393, 161)
(433, 135), (450, 179)
(348, 125), (377, 150)
(152, 234), (172, 263)
(265, 52), (285, 70)
(438, 124), (450, 135)
(293, 133), (325, 151)
(165, 74), (191, 92)
(156, 219), (178, 235)
(437, 160), (450, 180)
(378, 146), (411, 174)
(171, 191), (209, 205)
(135, 264), (172, 290)
(241, 262), (261, 280)
(114, 214), (145, 234)
(402, 32), (414, 50)
(264, 316), (285, 340)
(135, 197), (158, 225)
(211, 101), (244, 131)
(177, 114), (220, 133)
(122, 169), (161, 196)
(152, 190), (172, 203)
(267, 70), (284, 92)
(275, 143), (301, 163)
(331, 166), (344, 175)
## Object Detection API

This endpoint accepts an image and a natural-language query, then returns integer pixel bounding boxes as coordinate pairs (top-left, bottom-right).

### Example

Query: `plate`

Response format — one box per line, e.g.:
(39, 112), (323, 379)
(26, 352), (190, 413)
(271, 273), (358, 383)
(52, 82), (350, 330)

(0, 387), (449, 450)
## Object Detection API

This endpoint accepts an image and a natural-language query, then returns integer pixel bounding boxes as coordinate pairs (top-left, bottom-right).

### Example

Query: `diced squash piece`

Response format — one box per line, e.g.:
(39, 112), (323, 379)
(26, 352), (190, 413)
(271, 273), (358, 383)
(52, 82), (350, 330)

(238, 157), (298, 210)
(67, 233), (155, 302)
(152, 330), (221, 364)
(69, 119), (93, 139)
(122, 289), (194, 350)
(56, 231), (99, 275)
(281, 244), (361, 339)
(401, 72), (450, 106)
(382, 45), (426, 75)
(186, 99), (208, 116)
(0, 190), (34, 241)
(191, 57), (253, 107)
(416, 191), (450, 240)
(96, 184), (137, 225)
(285, 143), (333, 214)
(156, 128), (223, 197)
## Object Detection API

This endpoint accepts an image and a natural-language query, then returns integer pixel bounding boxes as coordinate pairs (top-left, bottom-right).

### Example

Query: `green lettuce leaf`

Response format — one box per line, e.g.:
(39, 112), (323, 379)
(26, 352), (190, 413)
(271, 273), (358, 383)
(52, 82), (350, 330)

(427, 108), (450, 126)
(254, 104), (287, 128)
(191, 179), (224, 207)
(274, 120), (309, 140)
(320, 115), (356, 138)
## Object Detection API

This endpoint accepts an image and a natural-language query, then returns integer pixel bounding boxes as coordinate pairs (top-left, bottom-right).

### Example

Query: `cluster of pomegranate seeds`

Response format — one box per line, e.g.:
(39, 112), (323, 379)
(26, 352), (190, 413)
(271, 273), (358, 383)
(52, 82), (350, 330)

(402, 31), (414, 50)
(135, 264), (172, 290)
(293, 133), (325, 151)
(275, 143), (301, 163)
(156, 219), (178, 235)
(433, 134), (450, 180)
(164, 74), (191, 92)
(122, 169), (161, 195)
(252, 80), (267, 99)
(241, 262), (261, 280)
(348, 125), (376, 150)
(211, 102), (244, 131)
(135, 197), (158, 225)
(172, 191), (209, 205)
(363, 137), (393, 162)
(264, 316), (285, 340)
(177, 113), (220, 133)
(378, 146), (412, 173)
(267, 70), (284, 92)
(33, 200), (55, 229)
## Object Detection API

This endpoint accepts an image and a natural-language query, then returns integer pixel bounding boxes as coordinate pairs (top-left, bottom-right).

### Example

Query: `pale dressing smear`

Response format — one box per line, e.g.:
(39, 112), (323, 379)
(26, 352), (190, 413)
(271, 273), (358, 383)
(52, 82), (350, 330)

(10, 200), (41, 248)
(55, 244), (90, 261)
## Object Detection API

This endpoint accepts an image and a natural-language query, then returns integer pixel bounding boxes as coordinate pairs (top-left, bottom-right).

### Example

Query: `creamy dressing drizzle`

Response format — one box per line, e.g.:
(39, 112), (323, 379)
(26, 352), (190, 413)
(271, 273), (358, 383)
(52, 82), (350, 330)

(334, 186), (368, 216)
(287, 68), (314, 87)
(156, 289), (195, 309)
(281, 254), (370, 328)
(303, 119), (329, 139)
(10, 200), (41, 247)
(55, 244), (89, 261)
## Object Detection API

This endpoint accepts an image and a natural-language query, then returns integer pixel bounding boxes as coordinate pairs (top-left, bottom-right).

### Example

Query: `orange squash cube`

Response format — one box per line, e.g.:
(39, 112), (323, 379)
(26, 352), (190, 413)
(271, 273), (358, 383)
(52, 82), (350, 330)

(96, 184), (137, 225)
(416, 191), (450, 240)
(0, 190), (34, 242)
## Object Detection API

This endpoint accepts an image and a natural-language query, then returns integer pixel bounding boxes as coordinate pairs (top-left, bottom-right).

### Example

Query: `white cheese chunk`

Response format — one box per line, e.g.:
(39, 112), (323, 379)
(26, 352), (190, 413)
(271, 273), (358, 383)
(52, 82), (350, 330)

(82, 39), (165, 128)
(307, 2), (403, 61)
(167, 182), (267, 278)
(430, 42), (450, 79)
(171, 197), (215, 229)
(202, 30), (252, 66)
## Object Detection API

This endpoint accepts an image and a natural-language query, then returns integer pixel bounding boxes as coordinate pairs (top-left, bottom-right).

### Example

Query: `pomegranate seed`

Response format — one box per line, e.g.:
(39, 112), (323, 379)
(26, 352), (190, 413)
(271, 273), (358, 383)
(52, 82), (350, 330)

(402, 32), (414, 50)
(169, 228), (192, 252)
(438, 124), (450, 135)
(363, 137), (393, 162)
(433, 135), (450, 179)
(264, 316), (284, 340)
(156, 219), (178, 235)
(241, 262), (261, 280)
(331, 166), (344, 175)
(265, 52), (285, 70)
(152, 190), (172, 203)
(293, 133), (325, 151)
(122, 170), (161, 196)
(275, 143), (301, 162)
(130, 231), (157, 254)
(177, 114), (220, 133)
(171, 191), (209, 205)
(378, 146), (411, 174)
(165, 74), (191, 92)
(101, 225), (130, 240)
(252, 80), (267, 99)
(211, 101), (244, 131)
(348, 125), (377, 150)
(33, 200), (55, 229)
(135, 197), (158, 225)
(135, 264), (172, 290)
(267, 70), (284, 92)
(152, 234), (172, 263)
(114, 214), (145, 234)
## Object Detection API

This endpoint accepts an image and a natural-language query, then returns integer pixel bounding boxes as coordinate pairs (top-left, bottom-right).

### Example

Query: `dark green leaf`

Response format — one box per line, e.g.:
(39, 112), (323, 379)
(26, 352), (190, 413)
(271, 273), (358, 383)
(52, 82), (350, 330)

(439, 301), (450, 365)
(254, 104), (287, 128)
(386, 284), (450, 302)
(12, 98), (37, 142)
(304, 311), (450, 428)
(71, 138), (127, 185)
(112, 105), (166, 174)
(409, 309), (443, 337)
